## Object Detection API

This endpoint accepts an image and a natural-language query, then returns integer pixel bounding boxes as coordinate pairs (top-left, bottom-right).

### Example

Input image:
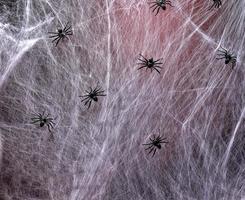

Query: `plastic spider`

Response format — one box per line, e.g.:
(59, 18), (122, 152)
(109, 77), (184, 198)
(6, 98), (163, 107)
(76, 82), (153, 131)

(48, 22), (72, 46)
(79, 85), (106, 109)
(216, 46), (237, 67)
(208, 0), (222, 10)
(143, 135), (168, 157)
(137, 54), (163, 74)
(31, 111), (55, 132)
(149, 0), (174, 16)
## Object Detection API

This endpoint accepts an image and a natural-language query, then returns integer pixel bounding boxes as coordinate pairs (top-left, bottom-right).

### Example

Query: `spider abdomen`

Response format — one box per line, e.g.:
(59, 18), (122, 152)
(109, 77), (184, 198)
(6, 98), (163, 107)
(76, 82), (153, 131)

(225, 56), (231, 64)
(93, 97), (98, 101)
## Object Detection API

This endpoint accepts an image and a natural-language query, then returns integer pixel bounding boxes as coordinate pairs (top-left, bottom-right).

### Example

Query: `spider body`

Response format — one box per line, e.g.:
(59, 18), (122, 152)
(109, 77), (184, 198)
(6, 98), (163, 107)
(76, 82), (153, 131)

(143, 135), (168, 157)
(31, 112), (55, 132)
(216, 46), (237, 67)
(137, 54), (163, 74)
(79, 85), (106, 109)
(48, 22), (72, 46)
(208, 0), (222, 10)
(149, 0), (174, 16)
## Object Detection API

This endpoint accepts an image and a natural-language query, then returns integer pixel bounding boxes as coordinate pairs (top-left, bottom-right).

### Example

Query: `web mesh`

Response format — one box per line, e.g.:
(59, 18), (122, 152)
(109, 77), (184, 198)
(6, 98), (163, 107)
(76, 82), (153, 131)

(0, 0), (245, 199)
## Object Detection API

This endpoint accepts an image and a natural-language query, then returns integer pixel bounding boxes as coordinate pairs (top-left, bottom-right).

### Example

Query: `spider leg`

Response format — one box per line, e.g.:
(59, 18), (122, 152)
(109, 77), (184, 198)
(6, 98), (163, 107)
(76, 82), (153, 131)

(49, 35), (59, 38)
(48, 118), (54, 123)
(208, 3), (215, 10)
(153, 67), (161, 74)
(96, 93), (106, 96)
(148, 1), (157, 4)
(152, 7), (160, 16)
(158, 137), (167, 141)
(154, 58), (163, 62)
(136, 62), (147, 65)
(31, 120), (41, 124)
(79, 94), (89, 98)
(154, 66), (162, 69)
(96, 89), (105, 93)
(154, 61), (163, 64)
(65, 26), (72, 33)
(215, 3), (220, 8)
(94, 87), (103, 93)
(94, 89), (104, 93)
(47, 124), (52, 132)
(139, 54), (148, 61)
(55, 38), (62, 46)
(65, 30), (73, 35)
(159, 141), (168, 144)
(216, 57), (226, 60)
(149, 2), (158, 7)
(84, 99), (90, 106)
(63, 35), (69, 40)
(150, 4), (158, 9)
(65, 28), (72, 33)
(87, 100), (92, 109)
(220, 46), (227, 50)
(148, 147), (155, 155)
(217, 53), (226, 56)
(218, 49), (227, 53)
(81, 97), (90, 102)
(31, 117), (41, 120)
(142, 143), (153, 145)
(138, 58), (148, 63)
(156, 135), (162, 140)
(51, 37), (60, 43)
(166, 2), (174, 7)
(154, 60), (163, 63)
(152, 148), (157, 157)
(48, 32), (59, 34)
(63, 22), (70, 32)
(145, 145), (154, 151)
(138, 66), (146, 70)
(48, 122), (54, 129)
(49, 122), (55, 128)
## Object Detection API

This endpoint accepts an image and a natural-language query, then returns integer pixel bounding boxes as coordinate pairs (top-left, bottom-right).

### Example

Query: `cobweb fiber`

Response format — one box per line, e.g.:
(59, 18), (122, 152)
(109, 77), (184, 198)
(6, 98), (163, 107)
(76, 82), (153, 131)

(0, 0), (245, 199)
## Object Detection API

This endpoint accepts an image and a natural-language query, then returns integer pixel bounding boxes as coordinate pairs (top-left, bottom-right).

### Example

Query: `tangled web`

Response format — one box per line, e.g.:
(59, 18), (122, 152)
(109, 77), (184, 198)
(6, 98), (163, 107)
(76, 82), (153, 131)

(0, 0), (245, 199)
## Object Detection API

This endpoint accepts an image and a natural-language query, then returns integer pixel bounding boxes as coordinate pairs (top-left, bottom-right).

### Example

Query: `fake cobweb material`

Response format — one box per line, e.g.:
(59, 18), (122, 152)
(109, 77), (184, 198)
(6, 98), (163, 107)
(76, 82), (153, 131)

(0, 0), (245, 199)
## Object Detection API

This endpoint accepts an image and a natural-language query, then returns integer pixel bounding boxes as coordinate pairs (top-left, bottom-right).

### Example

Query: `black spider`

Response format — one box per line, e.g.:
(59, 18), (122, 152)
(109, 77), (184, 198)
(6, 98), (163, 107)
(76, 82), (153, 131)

(149, 0), (174, 16)
(79, 85), (106, 109)
(137, 54), (163, 74)
(48, 22), (72, 46)
(216, 46), (237, 67)
(143, 135), (168, 157)
(208, 0), (222, 10)
(31, 111), (55, 132)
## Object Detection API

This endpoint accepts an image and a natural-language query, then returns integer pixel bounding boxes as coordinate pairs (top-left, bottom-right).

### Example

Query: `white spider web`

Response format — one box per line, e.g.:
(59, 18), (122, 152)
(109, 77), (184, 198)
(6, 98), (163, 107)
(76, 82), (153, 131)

(0, 0), (245, 199)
